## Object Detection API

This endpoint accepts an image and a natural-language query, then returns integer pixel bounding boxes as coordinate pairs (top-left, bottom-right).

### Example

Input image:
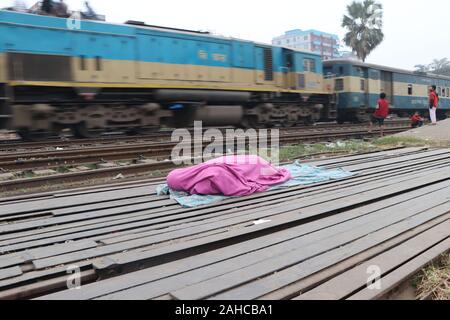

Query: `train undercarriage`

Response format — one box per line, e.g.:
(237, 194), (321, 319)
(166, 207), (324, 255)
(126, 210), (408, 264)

(2, 86), (334, 140)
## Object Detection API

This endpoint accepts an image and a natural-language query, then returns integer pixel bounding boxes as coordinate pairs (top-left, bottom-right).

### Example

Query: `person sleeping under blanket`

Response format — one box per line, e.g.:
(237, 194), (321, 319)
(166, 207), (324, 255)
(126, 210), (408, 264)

(167, 155), (292, 197)
(158, 155), (356, 208)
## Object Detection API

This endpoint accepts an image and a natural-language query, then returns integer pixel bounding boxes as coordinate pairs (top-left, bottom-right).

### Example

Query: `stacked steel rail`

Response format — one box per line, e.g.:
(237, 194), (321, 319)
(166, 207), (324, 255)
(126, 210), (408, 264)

(0, 147), (449, 300)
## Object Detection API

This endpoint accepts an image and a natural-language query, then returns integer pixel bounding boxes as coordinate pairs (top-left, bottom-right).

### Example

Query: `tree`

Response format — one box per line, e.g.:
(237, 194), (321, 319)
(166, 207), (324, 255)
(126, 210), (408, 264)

(414, 58), (450, 76)
(342, 0), (384, 62)
(429, 58), (450, 71)
(429, 58), (450, 76)
(414, 64), (429, 73)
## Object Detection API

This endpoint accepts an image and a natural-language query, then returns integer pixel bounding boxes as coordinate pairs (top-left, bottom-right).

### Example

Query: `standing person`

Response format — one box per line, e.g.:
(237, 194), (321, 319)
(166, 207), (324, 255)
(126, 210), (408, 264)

(369, 92), (390, 137)
(411, 112), (424, 128)
(429, 85), (439, 125)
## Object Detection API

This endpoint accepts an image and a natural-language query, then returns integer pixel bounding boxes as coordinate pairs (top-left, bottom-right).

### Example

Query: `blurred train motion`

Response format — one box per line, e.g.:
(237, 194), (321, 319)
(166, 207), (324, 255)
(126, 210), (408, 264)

(0, 8), (449, 140)
(0, 9), (332, 140)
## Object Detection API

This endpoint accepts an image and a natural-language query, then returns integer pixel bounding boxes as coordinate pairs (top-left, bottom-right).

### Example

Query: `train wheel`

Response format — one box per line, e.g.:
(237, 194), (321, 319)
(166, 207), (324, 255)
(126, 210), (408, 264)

(283, 110), (299, 127)
(240, 116), (265, 129)
(17, 129), (52, 141)
(303, 116), (316, 126)
(139, 127), (160, 135)
(126, 126), (160, 136)
(72, 122), (103, 139)
(282, 120), (297, 128)
(251, 119), (271, 129)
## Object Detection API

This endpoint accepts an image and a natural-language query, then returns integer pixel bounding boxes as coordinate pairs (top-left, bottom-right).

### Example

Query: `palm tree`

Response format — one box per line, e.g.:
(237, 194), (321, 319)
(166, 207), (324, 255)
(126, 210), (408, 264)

(342, 0), (384, 62)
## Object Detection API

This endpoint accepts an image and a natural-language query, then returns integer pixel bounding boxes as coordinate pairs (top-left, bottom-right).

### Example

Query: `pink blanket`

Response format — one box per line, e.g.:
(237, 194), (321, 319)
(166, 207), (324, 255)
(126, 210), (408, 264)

(167, 155), (291, 197)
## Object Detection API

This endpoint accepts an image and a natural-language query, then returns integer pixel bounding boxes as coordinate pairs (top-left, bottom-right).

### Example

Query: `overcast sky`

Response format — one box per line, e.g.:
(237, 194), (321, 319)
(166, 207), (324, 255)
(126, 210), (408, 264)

(1, 0), (449, 70)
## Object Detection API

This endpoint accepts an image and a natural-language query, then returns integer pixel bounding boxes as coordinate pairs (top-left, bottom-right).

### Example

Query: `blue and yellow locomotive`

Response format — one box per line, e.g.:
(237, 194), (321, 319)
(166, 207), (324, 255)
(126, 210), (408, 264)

(0, 10), (331, 139)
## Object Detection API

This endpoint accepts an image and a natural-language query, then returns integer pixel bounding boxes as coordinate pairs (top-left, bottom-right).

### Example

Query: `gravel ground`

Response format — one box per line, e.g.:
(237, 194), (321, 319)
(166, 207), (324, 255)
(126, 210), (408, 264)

(396, 118), (450, 141)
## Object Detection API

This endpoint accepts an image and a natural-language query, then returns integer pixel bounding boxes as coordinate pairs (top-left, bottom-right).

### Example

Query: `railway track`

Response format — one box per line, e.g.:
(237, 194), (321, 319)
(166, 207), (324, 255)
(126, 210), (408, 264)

(0, 125), (408, 170)
(0, 120), (410, 151)
(0, 124), (411, 195)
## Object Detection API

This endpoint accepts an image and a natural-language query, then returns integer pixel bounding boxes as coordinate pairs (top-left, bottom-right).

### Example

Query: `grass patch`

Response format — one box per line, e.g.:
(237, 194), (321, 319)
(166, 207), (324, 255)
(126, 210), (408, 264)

(415, 254), (450, 300)
(279, 140), (378, 162)
(86, 163), (98, 170)
(21, 171), (36, 179)
(56, 166), (71, 174)
(374, 136), (450, 148)
(148, 170), (165, 178)
(373, 136), (429, 147)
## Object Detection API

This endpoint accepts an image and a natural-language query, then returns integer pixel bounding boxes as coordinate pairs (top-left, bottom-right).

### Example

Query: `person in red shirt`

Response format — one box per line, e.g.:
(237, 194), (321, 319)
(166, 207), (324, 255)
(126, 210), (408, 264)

(411, 112), (424, 128)
(429, 85), (439, 125)
(369, 93), (390, 137)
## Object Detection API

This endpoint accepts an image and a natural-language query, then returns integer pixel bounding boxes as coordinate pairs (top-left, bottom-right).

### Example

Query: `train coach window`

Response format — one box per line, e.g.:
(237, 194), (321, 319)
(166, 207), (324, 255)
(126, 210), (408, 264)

(310, 60), (316, 72)
(79, 55), (86, 71)
(355, 67), (364, 77)
(95, 56), (102, 71)
(263, 48), (274, 81)
(446, 88), (449, 97)
(335, 78), (344, 91)
(408, 84), (413, 95)
(303, 59), (316, 73)
(360, 79), (365, 91)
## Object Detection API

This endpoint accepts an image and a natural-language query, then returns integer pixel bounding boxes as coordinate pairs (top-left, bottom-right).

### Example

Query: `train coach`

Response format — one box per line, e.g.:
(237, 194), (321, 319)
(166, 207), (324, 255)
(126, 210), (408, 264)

(324, 59), (450, 123)
(0, 10), (333, 140)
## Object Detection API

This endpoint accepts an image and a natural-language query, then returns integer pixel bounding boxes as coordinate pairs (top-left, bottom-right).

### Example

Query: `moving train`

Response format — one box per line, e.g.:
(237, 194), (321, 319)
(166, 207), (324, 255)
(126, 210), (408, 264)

(0, 10), (449, 140)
